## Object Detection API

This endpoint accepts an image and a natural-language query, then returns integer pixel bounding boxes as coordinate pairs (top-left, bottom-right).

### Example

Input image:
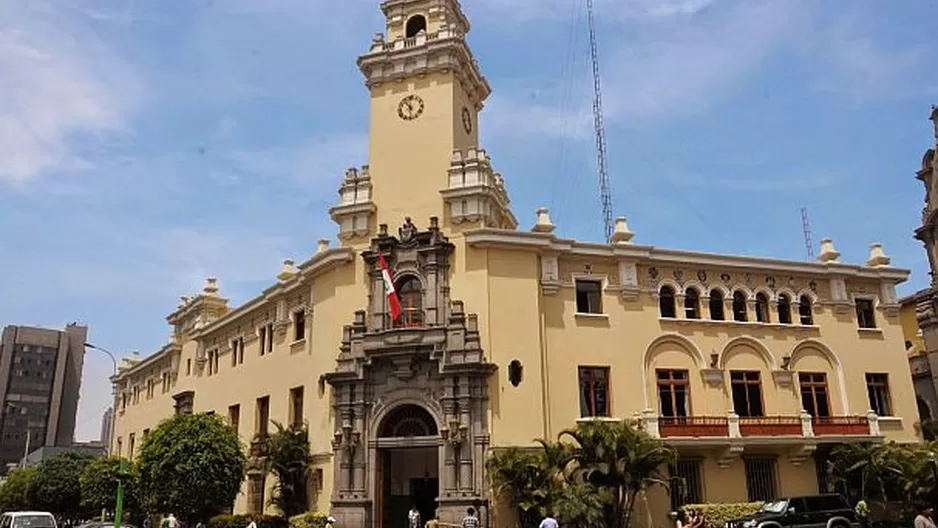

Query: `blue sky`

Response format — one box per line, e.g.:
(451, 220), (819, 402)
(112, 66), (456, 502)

(1, 0), (936, 442)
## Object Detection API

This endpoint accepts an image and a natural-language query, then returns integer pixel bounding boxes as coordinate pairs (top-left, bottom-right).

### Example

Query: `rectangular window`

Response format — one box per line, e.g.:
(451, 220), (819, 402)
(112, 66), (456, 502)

(799, 373), (830, 417)
(259, 324), (274, 355)
(248, 475), (265, 515)
(255, 396), (270, 437)
(657, 369), (690, 418)
(575, 279), (603, 314)
(856, 299), (876, 329)
(128, 433), (135, 458)
(231, 337), (244, 367)
(730, 371), (764, 417)
(578, 366), (610, 418)
(116, 438), (123, 457)
(229, 404), (240, 434)
(186, 359), (192, 376)
(293, 310), (306, 342)
(289, 387), (304, 429)
(142, 429), (149, 441)
(669, 460), (703, 511)
(745, 457), (777, 502)
(865, 373), (892, 416)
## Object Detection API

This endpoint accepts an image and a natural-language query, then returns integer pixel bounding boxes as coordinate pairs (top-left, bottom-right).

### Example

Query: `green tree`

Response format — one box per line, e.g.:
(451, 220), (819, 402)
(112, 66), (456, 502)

(28, 451), (96, 518)
(136, 413), (246, 522)
(487, 445), (566, 527)
(561, 419), (674, 528)
(80, 456), (138, 516)
(265, 421), (310, 517)
(0, 467), (37, 512)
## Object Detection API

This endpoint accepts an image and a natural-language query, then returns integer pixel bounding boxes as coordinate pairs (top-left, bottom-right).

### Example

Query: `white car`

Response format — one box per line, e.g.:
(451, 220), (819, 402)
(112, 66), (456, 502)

(0, 512), (57, 528)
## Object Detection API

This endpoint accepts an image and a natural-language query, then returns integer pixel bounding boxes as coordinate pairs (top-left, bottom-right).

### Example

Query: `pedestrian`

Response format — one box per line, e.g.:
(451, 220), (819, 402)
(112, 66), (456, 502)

(166, 514), (179, 528)
(245, 518), (257, 528)
(461, 507), (479, 528)
(915, 505), (936, 528)
(408, 505), (422, 528)
(855, 499), (870, 528)
(539, 513), (559, 528)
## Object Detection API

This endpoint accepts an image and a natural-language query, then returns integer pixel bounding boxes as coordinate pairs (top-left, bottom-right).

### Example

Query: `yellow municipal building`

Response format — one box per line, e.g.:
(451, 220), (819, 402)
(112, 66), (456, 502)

(110, 1), (920, 526)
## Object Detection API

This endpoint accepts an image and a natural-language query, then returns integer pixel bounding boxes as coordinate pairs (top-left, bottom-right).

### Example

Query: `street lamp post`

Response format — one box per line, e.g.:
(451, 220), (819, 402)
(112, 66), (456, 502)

(85, 343), (124, 528)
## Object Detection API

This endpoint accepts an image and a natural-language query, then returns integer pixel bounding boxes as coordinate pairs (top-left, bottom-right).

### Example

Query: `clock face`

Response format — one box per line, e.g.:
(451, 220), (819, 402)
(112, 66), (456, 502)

(461, 107), (473, 134)
(397, 94), (425, 121)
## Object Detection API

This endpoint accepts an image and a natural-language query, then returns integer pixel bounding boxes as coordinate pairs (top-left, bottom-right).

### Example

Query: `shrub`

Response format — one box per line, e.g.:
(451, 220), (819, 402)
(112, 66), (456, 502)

(208, 514), (288, 528)
(288, 512), (331, 528)
(681, 502), (765, 528)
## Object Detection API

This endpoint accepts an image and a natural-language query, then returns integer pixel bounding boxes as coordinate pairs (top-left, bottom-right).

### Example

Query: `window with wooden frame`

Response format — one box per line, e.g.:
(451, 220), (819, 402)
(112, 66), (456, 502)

(730, 371), (764, 417)
(755, 292), (771, 323)
(657, 369), (690, 418)
(293, 309), (306, 341)
(259, 323), (274, 355)
(744, 457), (777, 502)
(777, 294), (793, 324)
(856, 298), (876, 329)
(659, 285), (677, 318)
(255, 396), (270, 437)
(709, 289), (725, 320)
(578, 366), (610, 418)
(865, 373), (892, 416)
(248, 474), (265, 515)
(228, 404), (240, 434)
(799, 372), (831, 417)
(732, 291), (748, 322)
(799, 295), (814, 325)
(231, 337), (244, 367)
(575, 279), (603, 314)
(684, 289), (701, 319)
(289, 386), (304, 429)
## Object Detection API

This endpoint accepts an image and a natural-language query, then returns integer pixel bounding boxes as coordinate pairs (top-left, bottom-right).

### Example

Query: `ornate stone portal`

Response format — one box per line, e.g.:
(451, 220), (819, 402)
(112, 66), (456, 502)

(324, 217), (497, 527)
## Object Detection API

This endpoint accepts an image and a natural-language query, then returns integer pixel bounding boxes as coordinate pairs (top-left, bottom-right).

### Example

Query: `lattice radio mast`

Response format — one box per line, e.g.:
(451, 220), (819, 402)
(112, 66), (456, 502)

(800, 207), (815, 261)
(586, 0), (614, 242)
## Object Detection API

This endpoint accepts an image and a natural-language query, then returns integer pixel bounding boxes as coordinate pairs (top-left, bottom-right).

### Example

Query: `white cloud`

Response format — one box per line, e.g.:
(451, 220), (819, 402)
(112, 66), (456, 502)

(0, 1), (141, 184)
(228, 134), (369, 190)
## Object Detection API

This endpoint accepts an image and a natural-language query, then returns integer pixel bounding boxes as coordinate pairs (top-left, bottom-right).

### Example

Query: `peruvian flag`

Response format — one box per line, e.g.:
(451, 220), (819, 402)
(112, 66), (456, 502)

(379, 253), (402, 322)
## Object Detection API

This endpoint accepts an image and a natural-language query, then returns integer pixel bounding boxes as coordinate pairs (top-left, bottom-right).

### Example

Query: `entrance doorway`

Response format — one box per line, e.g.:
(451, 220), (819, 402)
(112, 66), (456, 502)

(379, 447), (439, 528)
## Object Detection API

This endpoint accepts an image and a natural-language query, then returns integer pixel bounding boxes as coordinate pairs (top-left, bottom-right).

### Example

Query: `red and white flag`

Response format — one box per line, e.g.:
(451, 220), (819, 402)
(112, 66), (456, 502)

(379, 253), (401, 322)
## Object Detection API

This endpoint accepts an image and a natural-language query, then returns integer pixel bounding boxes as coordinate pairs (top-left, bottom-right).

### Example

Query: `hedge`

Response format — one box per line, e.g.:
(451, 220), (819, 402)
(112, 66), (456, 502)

(288, 512), (332, 528)
(208, 514), (289, 528)
(681, 502), (765, 528)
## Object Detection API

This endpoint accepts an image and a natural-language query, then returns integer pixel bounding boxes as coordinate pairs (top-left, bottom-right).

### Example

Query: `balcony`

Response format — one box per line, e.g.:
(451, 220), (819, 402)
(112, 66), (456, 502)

(659, 416), (729, 438)
(812, 416), (870, 436)
(643, 411), (882, 441)
(393, 308), (425, 329)
(739, 416), (802, 437)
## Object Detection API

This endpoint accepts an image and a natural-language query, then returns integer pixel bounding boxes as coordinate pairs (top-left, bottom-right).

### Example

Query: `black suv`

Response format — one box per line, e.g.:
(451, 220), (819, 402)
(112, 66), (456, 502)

(725, 494), (858, 528)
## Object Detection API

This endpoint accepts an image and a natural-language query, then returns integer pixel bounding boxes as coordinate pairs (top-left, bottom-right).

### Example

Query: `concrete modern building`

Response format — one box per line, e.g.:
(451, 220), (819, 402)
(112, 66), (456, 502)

(110, 2), (920, 526)
(901, 107), (938, 425)
(0, 323), (87, 472)
(100, 407), (113, 445)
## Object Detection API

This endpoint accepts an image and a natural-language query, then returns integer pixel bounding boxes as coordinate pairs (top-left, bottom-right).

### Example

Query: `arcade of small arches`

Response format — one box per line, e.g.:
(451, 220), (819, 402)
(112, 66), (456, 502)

(657, 282), (816, 326)
(641, 333), (852, 416)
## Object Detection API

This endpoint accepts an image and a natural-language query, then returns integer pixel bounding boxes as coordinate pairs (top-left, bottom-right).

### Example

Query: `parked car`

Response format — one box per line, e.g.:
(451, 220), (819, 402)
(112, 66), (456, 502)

(0, 512), (57, 528)
(724, 494), (858, 528)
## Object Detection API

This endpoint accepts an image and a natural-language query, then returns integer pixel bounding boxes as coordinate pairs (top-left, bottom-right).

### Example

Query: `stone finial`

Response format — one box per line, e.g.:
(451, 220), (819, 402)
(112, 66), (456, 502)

(817, 238), (841, 263)
(203, 277), (219, 296)
(278, 259), (296, 281)
(866, 242), (892, 268)
(177, 296), (190, 308)
(611, 216), (635, 244)
(317, 239), (330, 254)
(531, 207), (555, 233)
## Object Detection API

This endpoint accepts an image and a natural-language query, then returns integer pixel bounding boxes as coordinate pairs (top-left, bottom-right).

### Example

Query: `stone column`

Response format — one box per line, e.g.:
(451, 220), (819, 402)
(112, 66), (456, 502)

(458, 379), (473, 491)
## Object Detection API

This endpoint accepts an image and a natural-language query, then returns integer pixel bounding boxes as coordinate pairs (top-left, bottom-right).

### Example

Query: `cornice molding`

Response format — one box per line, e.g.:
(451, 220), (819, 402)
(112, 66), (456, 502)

(464, 229), (910, 283)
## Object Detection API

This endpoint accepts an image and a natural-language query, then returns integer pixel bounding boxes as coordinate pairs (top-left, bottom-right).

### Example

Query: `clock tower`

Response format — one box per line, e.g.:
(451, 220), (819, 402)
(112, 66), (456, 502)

(329, 0), (517, 243)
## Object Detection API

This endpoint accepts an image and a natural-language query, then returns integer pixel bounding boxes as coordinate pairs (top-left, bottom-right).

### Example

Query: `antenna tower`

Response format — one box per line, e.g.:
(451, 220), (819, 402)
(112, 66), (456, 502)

(586, 0), (614, 242)
(800, 208), (815, 261)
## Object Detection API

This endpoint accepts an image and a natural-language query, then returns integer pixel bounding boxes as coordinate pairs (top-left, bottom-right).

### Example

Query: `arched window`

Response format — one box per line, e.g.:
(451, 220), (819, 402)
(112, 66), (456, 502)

(755, 292), (771, 323)
(684, 288), (700, 319)
(405, 15), (427, 38)
(396, 276), (423, 327)
(709, 289), (725, 320)
(732, 291), (748, 322)
(799, 295), (814, 325)
(659, 285), (676, 318)
(379, 404), (438, 437)
(777, 294), (792, 324)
